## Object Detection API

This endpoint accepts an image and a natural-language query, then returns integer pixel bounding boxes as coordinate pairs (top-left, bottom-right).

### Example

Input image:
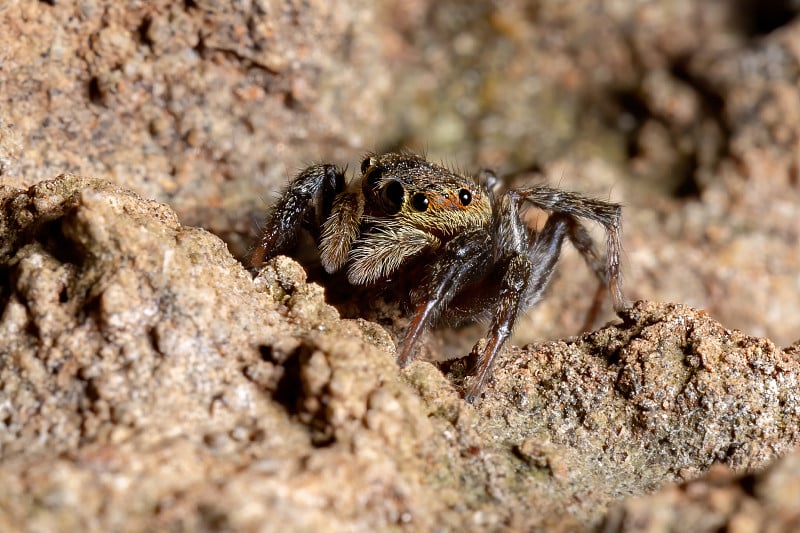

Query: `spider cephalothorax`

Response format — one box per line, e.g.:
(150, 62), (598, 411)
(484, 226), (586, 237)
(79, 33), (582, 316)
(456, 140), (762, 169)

(251, 152), (626, 402)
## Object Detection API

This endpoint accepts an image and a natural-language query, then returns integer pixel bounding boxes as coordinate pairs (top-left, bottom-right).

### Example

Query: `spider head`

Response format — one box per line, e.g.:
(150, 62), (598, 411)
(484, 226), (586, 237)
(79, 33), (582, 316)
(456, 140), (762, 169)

(359, 153), (492, 237)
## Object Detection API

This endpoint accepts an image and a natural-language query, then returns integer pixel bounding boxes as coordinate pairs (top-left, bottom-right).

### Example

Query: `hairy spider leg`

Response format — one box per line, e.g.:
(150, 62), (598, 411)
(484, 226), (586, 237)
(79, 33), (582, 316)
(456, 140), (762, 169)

(398, 186), (625, 402)
(465, 209), (579, 401)
(518, 186), (625, 312)
(562, 219), (611, 330)
(464, 253), (531, 402)
(397, 229), (494, 368)
(250, 164), (346, 267)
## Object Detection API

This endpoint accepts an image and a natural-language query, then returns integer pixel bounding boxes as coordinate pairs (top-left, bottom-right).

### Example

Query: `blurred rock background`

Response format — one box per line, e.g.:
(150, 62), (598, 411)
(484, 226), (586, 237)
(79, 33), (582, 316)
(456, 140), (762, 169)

(3, 1), (800, 531)
(2, 0), (798, 347)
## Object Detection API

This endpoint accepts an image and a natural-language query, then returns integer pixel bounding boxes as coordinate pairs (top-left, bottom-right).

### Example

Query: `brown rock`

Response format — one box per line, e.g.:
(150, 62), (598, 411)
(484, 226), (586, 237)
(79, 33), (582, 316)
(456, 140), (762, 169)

(2, 177), (799, 530)
(604, 451), (800, 532)
(3, 1), (800, 531)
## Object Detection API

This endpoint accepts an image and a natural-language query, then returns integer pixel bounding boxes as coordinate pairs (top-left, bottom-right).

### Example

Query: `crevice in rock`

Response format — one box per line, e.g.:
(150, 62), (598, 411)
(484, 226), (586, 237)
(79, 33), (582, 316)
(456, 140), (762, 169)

(88, 76), (104, 106)
(734, 0), (800, 37)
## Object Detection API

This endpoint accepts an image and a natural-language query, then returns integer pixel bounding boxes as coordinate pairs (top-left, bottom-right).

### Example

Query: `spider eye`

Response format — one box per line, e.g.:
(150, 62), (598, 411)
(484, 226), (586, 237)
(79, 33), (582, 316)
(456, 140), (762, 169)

(380, 179), (405, 213)
(459, 189), (472, 206)
(365, 166), (384, 188)
(411, 192), (429, 212)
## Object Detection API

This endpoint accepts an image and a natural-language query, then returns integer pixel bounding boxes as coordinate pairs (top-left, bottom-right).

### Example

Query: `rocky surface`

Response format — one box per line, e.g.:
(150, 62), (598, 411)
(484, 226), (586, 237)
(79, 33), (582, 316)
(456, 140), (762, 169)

(0, 0), (389, 257)
(1, 177), (799, 530)
(2, 0), (800, 531)
(3, 1), (798, 345)
(604, 451), (800, 532)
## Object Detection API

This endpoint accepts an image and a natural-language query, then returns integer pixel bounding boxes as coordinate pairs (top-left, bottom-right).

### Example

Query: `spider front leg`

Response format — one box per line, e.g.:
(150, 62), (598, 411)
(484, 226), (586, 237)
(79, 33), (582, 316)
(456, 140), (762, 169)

(397, 229), (494, 368)
(250, 164), (345, 268)
(465, 212), (574, 401)
(464, 253), (532, 402)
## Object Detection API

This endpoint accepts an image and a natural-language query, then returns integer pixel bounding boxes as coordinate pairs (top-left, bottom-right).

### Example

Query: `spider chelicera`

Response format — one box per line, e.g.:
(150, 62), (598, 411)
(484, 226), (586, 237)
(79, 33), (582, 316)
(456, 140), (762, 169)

(251, 152), (626, 402)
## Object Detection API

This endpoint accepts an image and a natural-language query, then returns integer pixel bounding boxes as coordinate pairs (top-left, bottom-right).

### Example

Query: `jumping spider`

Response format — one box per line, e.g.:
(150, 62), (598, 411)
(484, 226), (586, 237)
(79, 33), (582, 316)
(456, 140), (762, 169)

(251, 152), (625, 402)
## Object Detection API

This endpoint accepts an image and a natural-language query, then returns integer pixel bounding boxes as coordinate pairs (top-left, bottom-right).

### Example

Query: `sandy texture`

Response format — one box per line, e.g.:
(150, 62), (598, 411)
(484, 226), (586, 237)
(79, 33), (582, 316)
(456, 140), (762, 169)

(1, 177), (799, 530)
(0, 0), (388, 256)
(604, 451), (800, 532)
(2, 1), (798, 344)
(2, 1), (800, 531)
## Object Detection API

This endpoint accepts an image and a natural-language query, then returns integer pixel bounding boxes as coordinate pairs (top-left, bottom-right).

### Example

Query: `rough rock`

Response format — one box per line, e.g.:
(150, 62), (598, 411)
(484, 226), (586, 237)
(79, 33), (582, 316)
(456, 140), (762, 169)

(2, 1), (799, 344)
(3, 0), (800, 531)
(603, 450), (800, 532)
(0, 0), (389, 256)
(1, 177), (799, 530)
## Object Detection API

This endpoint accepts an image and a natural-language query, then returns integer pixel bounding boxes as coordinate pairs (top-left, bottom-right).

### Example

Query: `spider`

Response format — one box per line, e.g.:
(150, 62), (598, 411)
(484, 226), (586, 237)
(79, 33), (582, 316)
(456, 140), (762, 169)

(251, 152), (626, 402)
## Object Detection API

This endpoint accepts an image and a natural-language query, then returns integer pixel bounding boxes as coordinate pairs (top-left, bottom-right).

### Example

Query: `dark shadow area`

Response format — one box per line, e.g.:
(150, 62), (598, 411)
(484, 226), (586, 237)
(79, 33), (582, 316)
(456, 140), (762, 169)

(734, 0), (800, 36)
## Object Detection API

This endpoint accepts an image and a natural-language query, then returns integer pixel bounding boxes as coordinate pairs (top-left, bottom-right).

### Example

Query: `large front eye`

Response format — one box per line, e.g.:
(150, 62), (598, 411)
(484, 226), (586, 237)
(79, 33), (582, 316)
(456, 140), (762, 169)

(380, 179), (405, 213)
(411, 192), (429, 212)
(459, 189), (472, 206)
(364, 166), (383, 189)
